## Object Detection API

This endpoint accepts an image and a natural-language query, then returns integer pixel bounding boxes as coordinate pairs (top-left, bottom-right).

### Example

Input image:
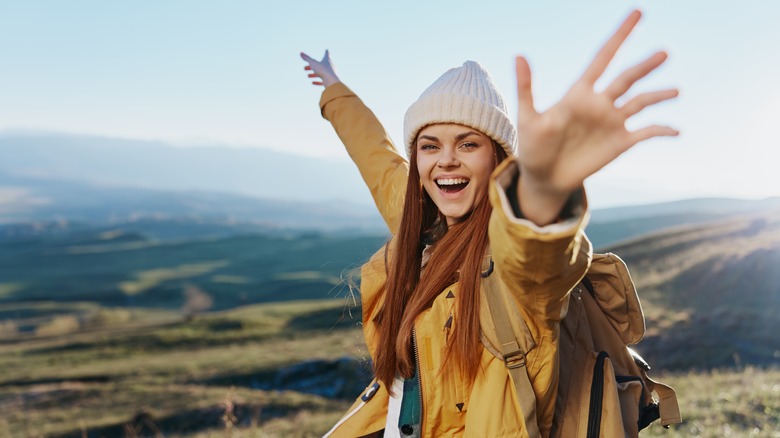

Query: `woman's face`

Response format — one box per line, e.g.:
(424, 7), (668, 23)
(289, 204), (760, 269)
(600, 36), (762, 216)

(416, 123), (498, 226)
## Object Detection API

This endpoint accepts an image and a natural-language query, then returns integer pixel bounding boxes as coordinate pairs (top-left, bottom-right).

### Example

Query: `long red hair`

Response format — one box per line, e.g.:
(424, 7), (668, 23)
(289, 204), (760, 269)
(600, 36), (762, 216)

(373, 140), (508, 388)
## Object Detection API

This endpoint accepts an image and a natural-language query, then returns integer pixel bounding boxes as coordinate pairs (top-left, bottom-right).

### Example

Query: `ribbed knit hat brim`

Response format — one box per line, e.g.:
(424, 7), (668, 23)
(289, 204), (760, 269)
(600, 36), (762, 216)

(403, 61), (517, 157)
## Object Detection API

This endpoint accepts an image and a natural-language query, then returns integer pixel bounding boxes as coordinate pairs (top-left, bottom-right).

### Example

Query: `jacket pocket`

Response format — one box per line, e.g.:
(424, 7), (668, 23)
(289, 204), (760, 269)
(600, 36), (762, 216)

(583, 351), (626, 438)
(615, 375), (644, 436)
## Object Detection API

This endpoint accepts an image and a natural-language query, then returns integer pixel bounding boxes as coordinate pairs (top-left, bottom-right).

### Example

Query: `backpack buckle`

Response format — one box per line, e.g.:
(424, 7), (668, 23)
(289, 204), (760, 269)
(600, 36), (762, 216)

(503, 348), (526, 369)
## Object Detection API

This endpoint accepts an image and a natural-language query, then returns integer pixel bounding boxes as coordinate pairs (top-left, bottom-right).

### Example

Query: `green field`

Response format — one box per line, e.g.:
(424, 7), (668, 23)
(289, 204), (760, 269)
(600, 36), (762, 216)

(0, 230), (386, 313)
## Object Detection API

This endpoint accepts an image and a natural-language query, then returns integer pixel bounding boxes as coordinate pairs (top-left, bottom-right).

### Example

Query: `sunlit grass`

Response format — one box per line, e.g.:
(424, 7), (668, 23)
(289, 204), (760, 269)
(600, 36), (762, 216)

(0, 282), (23, 298)
(0, 299), (365, 437)
(118, 261), (230, 295)
(642, 367), (780, 437)
(1, 297), (779, 437)
(62, 240), (156, 254)
(98, 229), (127, 240)
(613, 213), (780, 293)
(273, 270), (341, 284)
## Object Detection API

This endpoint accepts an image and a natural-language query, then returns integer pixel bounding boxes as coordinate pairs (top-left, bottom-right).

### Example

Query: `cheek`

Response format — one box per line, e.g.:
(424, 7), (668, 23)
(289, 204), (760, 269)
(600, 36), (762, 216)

(416, 155), (431, 173)
(416, 157), (439, 185)
(471, 161), (497, 197)
(475, 156), (497, 180)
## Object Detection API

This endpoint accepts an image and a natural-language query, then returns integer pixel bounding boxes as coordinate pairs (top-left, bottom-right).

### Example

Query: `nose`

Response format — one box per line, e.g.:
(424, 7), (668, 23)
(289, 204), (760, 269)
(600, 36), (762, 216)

(437, 147), (460, 168)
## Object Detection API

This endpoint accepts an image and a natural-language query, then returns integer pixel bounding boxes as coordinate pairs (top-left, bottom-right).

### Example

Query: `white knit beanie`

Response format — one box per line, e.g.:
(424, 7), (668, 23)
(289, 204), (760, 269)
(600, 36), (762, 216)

(403, 60), (517, 158)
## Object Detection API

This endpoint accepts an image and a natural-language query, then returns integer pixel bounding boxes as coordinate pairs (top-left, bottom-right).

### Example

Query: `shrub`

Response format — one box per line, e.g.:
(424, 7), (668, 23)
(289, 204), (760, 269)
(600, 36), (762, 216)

(182, 285), (213, 320)
(84, 308), (132, 328)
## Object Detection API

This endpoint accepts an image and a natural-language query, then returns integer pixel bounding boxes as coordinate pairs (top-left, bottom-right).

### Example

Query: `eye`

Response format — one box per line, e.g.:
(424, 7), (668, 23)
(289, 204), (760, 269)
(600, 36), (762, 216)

(460, 142), (479, 149)
(419, 143), (439, 151)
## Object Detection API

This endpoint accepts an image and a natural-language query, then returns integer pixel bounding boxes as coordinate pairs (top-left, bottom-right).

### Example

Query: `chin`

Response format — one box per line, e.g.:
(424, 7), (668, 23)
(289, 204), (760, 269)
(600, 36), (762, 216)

(441, 209), (470, 225)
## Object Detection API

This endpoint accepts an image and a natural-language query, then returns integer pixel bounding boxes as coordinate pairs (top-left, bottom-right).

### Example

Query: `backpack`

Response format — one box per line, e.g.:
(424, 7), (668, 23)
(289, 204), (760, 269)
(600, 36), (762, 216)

(479, 252), (682, 438)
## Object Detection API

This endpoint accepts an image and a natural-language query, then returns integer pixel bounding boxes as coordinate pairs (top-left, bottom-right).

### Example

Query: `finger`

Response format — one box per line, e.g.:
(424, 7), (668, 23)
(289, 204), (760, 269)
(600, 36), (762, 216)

(325, 49), (330, 60)
(628, 124), (679, 146)
(308, 73), (318, 78)
(620, 88), (678, 117)
(304, 65), (312, 71)
(515, 55), (536, 123)
(312, 81), (324, 86)
(581, 10), (642, 84)
(300, 52), (314, 62)
(604, 51), (668, 100)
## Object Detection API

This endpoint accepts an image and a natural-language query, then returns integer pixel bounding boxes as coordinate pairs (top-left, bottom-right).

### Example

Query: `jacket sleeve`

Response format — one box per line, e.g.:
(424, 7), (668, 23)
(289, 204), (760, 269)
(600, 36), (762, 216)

(488, 158), (593, 331)
(320, 83), (409, 234)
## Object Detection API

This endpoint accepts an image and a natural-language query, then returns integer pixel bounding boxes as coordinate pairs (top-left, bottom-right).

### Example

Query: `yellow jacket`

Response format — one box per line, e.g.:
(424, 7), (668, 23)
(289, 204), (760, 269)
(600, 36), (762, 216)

(319, 83), (592, 438)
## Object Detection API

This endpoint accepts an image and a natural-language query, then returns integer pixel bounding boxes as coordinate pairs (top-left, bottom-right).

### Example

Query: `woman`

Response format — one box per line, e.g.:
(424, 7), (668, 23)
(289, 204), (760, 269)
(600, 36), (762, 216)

(301, 10), (677, 438)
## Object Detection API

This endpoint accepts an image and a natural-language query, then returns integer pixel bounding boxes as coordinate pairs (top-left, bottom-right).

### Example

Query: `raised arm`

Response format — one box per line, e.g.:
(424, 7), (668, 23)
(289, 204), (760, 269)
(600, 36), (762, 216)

(491, 9), (678, 324)
(301, 51), (409, 233)
(512, 10), (678, 226)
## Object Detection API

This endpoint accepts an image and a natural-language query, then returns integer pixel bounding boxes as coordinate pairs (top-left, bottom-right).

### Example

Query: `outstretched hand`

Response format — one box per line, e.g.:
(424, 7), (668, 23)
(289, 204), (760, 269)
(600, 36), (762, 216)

(515, 10), (678, 224)
(300, 50), (341, 87)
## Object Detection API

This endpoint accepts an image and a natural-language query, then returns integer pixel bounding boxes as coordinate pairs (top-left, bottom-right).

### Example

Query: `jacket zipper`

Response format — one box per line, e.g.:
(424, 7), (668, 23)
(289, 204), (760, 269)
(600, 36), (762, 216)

(587, 351), (609, 438)
(412, 326), (425, 435)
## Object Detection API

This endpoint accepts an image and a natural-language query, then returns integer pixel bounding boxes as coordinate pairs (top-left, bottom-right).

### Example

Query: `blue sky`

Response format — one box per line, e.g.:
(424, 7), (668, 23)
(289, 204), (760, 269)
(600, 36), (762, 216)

(0, 0), (777, 208)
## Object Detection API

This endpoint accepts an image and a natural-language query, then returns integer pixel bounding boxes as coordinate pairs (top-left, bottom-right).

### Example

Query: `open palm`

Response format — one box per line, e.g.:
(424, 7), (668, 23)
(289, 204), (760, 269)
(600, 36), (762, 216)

(516, 10), (678, 196)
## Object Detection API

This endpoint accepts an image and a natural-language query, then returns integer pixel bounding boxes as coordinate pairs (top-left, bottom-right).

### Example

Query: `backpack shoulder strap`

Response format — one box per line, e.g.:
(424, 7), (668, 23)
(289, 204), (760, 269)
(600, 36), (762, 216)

(481, 260), (541, 438)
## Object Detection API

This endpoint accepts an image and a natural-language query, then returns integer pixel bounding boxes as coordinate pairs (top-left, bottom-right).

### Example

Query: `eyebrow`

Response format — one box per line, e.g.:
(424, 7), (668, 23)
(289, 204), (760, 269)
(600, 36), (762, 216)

(455, 131), (482, 141)
(417, 131), (482, 143)
(417, 135), (439, 142)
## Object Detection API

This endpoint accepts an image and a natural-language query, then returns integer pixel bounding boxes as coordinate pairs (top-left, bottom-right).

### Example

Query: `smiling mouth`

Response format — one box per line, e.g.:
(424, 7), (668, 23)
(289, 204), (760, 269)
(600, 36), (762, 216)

(436, 177), (469, 193)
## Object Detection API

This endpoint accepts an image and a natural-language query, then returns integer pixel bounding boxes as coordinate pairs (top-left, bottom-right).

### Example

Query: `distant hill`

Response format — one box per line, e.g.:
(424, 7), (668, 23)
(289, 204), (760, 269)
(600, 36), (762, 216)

(3, 130), (779, 245)
(0, 130), (390, 234)
(586, 197), (780, 248)
(0, 171), (386, 234)
(590, 197), (780, 222)
(0, 130), (372, 205)
(3, 161), (778, 247)
(607, 210), (780, 370)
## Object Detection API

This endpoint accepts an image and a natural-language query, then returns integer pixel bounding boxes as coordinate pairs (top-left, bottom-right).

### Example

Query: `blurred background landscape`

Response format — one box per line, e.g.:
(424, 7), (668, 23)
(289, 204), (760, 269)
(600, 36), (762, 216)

(1, 0), (779, 437)
(1, 132), (779, 437)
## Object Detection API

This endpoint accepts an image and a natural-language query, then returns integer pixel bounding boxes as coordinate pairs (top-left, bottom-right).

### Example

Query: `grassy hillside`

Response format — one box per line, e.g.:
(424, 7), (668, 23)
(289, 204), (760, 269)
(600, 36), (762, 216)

(2, 205), (780, 436)
(3, 208), (779, 370)
(1, 299), (778, 437)
(0, 300), (367, 437)
(608, 210), (780, 370)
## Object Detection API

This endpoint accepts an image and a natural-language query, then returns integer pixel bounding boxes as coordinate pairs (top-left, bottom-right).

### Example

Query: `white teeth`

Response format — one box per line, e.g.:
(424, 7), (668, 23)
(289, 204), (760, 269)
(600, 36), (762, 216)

(436, 178), (469, 186)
